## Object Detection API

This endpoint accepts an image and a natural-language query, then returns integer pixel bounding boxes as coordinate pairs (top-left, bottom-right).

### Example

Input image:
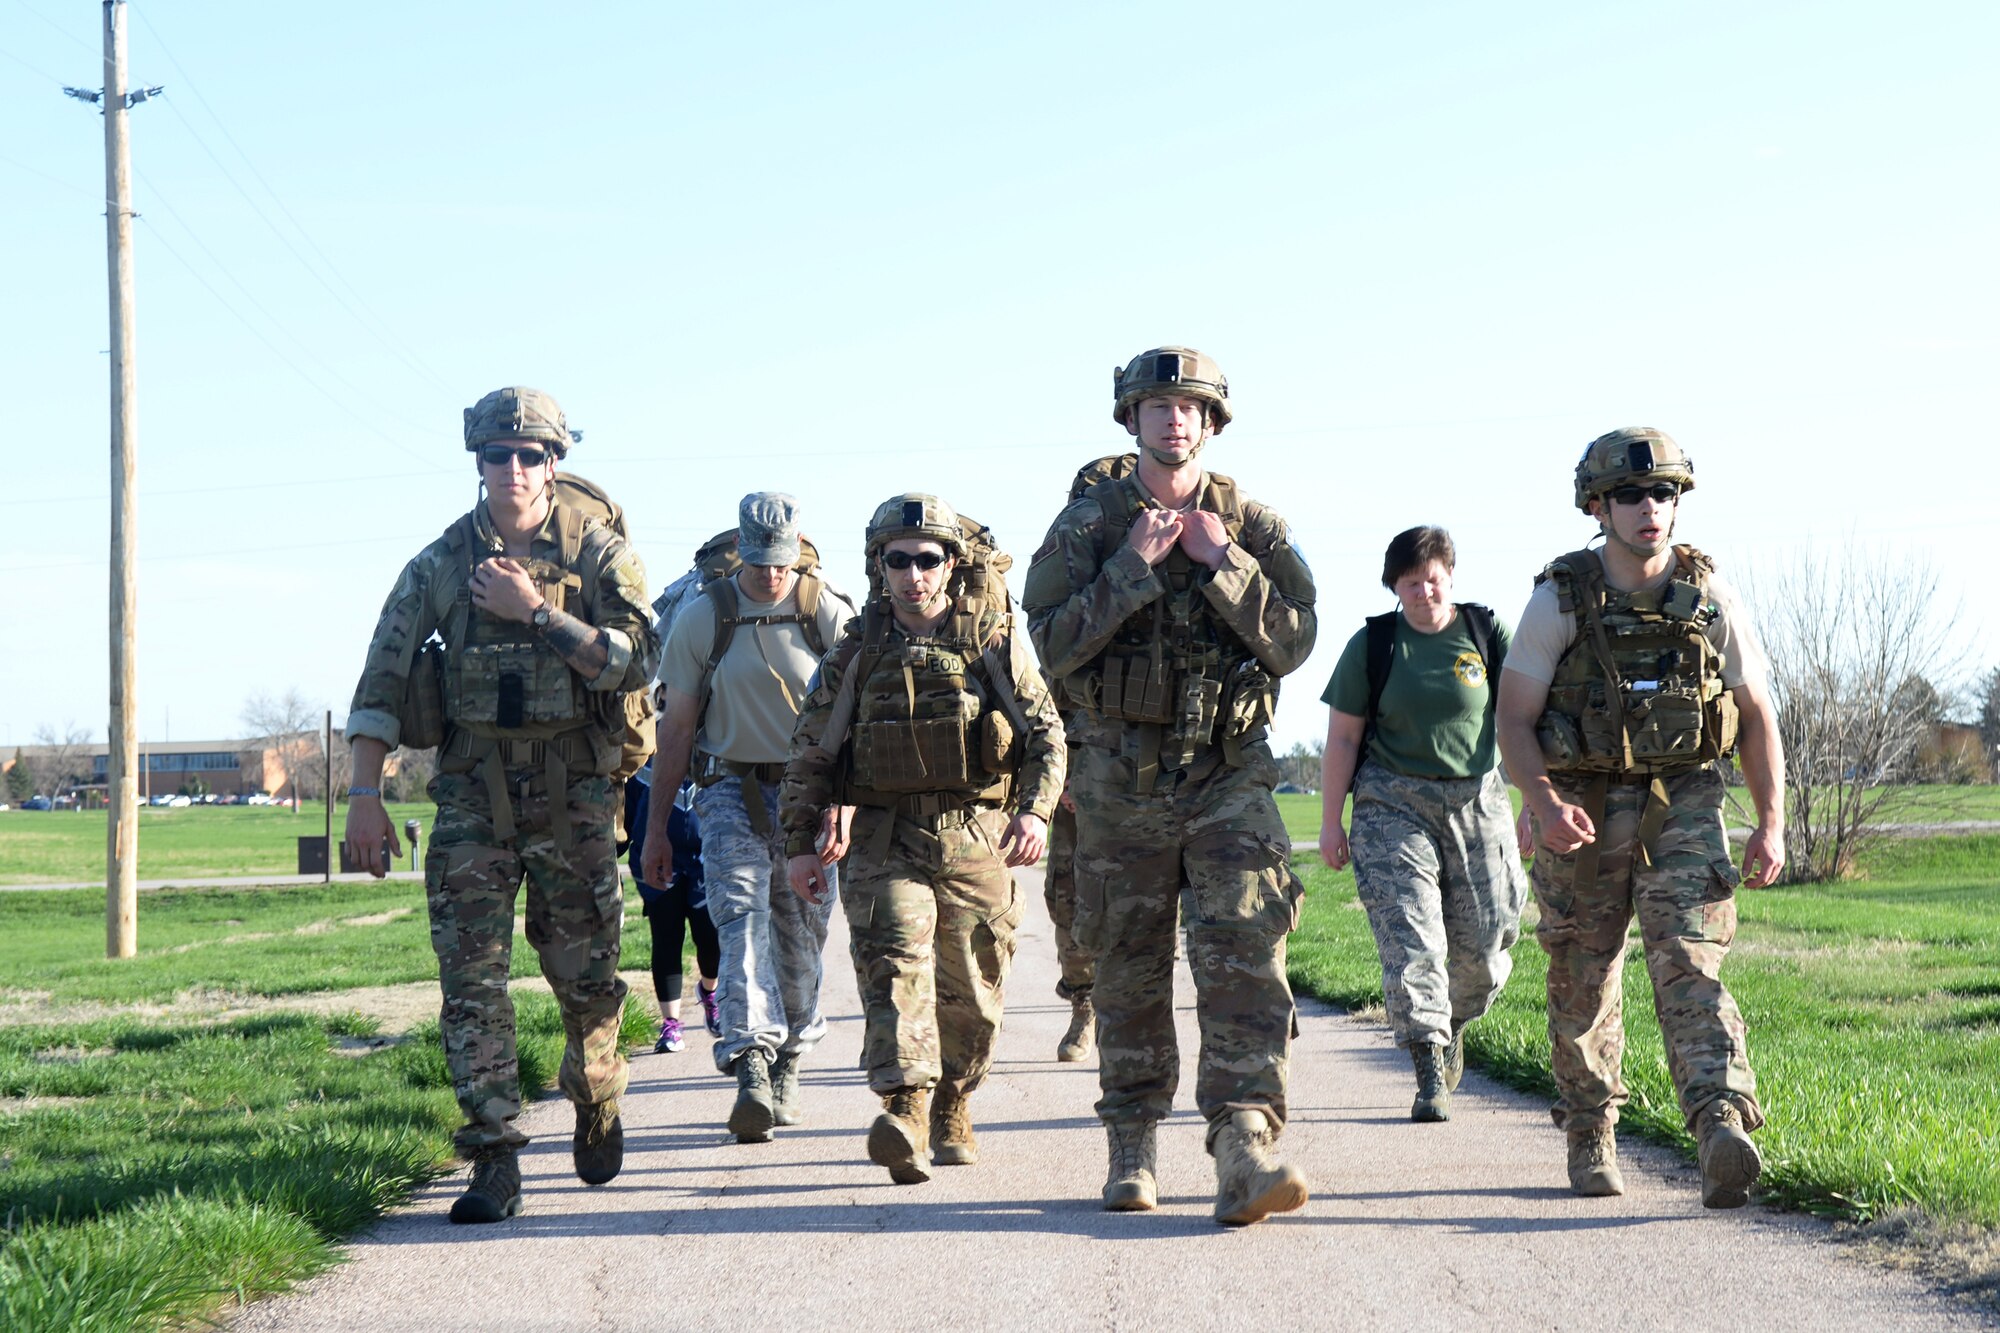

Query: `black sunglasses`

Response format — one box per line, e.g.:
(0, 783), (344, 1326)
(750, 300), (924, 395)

(479, 444), (550, 469)
(881, 550), (949, 571)
(1608, 482), (1680, 506)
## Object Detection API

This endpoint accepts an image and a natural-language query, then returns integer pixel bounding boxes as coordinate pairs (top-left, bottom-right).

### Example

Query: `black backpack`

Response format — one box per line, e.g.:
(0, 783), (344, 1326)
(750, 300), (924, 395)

(1360, 603), (1503, 762)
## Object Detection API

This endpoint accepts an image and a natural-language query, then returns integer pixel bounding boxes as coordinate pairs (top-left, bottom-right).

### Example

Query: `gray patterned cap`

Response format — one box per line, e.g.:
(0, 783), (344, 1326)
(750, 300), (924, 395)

(738, 491), (802, 566)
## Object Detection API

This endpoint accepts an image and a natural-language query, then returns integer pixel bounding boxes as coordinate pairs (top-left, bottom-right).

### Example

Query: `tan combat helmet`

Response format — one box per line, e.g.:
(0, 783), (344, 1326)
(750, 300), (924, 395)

(1572, 427), (1695, 512)
(865, 493), (968, 556)
(464, 386), (575, 459)
(1112, 346), (1233, 433)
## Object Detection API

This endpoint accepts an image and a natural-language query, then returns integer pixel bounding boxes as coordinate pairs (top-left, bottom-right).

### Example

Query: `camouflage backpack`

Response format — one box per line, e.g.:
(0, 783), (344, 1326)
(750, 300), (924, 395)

(650, 527), (833, 727)
(403, 473), (655, 785)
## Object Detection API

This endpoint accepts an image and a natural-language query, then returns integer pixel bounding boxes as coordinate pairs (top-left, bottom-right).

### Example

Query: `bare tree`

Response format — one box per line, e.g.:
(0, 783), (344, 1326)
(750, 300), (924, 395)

(1278, 739), (1323, 791)
(26, 722), (93, 800)
(1977, 664), (2000, 783)
(241, 689), (320, 813)
(1750, 547), (1972, 881)
(386, 745), (438, 803)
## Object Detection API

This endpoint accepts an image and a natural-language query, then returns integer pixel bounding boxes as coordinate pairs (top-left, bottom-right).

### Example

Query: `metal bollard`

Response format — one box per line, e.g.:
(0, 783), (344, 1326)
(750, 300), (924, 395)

(405, 819), (422, 870)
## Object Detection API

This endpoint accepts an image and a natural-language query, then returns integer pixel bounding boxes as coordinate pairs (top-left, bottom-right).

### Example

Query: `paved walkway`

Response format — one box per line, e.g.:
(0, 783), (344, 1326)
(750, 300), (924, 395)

(227, 868), (1980, 1332)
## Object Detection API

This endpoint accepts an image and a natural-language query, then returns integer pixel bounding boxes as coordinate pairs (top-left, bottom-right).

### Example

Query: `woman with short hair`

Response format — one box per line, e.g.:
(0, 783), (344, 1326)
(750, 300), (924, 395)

(1317, 526), (1528, 1122)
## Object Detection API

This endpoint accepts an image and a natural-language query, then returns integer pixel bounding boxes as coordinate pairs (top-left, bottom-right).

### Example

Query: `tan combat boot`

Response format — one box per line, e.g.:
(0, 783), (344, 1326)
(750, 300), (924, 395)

(1102, 1121), (1158, 1212)
(930, 1084), (978, 1166)
(867, 1087), (932, 1184)
(1057, 993), (1095, 1063)
(1696, 1099), (1762, 1209)
(1211, 1110), (1309, 1226)
(1410, 1045), (1450, 1123)
(1567, 1125), (1625, 1196)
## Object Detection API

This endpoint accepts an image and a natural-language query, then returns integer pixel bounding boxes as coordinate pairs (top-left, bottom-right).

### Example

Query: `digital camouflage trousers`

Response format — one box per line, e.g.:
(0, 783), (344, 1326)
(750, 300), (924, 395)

(1350, 761), (1526, 1050)
(425, 768), (628, 1154)
(840, 805), (1024, 1099)
(696, 774), (835, 1072)
(1070, 745), (1300, 1146)
(1532, 765), (1763, 1134)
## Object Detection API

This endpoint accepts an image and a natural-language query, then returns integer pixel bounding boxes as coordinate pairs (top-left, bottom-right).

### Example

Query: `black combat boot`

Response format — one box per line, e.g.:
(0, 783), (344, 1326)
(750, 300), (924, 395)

(449, 1146), (523, 1224)
(573, 1100), (624, 1185)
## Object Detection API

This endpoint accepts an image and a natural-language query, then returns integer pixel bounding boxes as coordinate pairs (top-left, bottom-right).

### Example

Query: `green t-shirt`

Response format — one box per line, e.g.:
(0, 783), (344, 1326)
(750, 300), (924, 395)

(1320, 608), (1512, 780)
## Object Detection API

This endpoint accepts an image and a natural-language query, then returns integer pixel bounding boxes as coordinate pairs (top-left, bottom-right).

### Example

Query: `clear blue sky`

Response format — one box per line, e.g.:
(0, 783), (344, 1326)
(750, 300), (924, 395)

(2, 1), (1993, 754)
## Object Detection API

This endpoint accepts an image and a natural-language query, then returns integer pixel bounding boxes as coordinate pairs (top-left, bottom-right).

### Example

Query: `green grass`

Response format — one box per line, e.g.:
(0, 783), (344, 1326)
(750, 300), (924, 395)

(0, 803), (432, 886)
(0, 879), (658, 1007)
(1287, 833), (2000, 1229)
(0, 998), (653, 1332)
(1275, 782), (2000, 844)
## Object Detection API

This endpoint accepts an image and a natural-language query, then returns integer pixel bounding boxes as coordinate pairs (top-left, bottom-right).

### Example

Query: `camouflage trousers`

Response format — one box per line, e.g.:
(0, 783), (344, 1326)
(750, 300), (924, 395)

(425, 768), (628, 1155)
(1071, 745), (1299, 1144)
(1043, 793), (1097, 1000)
(1350, 761), (1525, 1050)
(695, 774), (835, 1072)
(1532, 765), (1763, 1134)
(840, 804), (1024, 1098)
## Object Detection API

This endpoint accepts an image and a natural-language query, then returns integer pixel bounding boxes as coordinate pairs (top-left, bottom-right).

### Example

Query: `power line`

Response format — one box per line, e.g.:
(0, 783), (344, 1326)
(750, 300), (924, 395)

(135, 215), (444, 468)
(10, 0), (105, 63)
(131, 163), (456, 444)
(0, 149), (98, 200)
(129, 3), (456, 396)
(0, 40), (66, 82)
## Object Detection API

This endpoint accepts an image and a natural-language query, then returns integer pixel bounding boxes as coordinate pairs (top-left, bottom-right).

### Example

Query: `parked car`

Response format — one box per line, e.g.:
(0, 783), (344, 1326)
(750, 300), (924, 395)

(23, 795), (53, 811)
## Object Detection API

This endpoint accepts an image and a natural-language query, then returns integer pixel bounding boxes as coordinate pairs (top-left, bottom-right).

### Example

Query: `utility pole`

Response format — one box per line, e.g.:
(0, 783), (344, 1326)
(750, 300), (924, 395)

(65, 2), (162, 959)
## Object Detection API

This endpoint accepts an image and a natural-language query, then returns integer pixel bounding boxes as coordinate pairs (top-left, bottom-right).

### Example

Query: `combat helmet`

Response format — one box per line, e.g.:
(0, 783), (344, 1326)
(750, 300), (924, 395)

(464, 386), (574, 459)
(1572, 427), (1695, 512)
(865, 494), (968, 556)
(1112, 346), (1232, 433)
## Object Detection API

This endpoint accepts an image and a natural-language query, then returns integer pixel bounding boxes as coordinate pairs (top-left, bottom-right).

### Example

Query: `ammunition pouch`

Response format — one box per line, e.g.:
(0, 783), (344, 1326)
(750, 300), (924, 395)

(401, 639), (447, 751)
(981, 709), (1018, 775)
(1217, 660), (1276, 766)
(852, 716), (975, 792)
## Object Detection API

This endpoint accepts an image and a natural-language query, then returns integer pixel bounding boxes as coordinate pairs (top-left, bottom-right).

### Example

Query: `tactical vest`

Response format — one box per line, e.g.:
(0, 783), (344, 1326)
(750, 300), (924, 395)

(1066, 472), (1279, 778)
(822, 603), (1031, 812)
(433, 493), (623, 773)
(1534, 544), (1740, 777)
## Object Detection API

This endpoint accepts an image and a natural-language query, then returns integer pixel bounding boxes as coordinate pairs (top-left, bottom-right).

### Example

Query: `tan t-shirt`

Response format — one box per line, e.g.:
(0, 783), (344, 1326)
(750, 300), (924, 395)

(1508, 565), (1768, 690)
(658, 575), (855, 763)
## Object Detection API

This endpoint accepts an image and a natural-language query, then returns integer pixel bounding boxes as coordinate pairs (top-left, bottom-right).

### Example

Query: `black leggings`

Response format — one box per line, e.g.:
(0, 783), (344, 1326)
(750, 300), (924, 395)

(647, 884), (720, 1007)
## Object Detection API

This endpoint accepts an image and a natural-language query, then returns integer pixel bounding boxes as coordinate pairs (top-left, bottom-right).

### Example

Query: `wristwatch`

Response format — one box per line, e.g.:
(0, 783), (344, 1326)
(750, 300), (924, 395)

(531, 604), (553, 633)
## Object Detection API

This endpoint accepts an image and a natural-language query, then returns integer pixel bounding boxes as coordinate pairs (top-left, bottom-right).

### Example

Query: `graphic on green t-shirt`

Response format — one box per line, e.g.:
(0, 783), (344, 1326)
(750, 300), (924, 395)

(1320, 609), (1512, 779)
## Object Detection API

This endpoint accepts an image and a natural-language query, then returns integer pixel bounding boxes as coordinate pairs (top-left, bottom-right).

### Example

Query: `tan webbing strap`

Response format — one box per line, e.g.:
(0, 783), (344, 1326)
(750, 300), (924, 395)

(1569, 772), (1610, 893)
(545, 746), (571, 852)
(1576, 564), (1634, 770)
(480, 749), (517, 844)
(977, 639), (1032, 735)
(1634, 776), (1672, 869)
(1134, 723), (1162, 795)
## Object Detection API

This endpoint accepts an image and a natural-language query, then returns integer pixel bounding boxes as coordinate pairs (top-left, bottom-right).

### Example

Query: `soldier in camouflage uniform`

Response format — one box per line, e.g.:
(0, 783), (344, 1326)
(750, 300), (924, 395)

(1024, 347), (1316, 1226)
(1495, 428), (1787, 1208)
(1044, 783), (1096, 1061)
(783, 494), (1065, 1184)
(1318, 526), (1526, 1124)
(344, 387), (660, 1224)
